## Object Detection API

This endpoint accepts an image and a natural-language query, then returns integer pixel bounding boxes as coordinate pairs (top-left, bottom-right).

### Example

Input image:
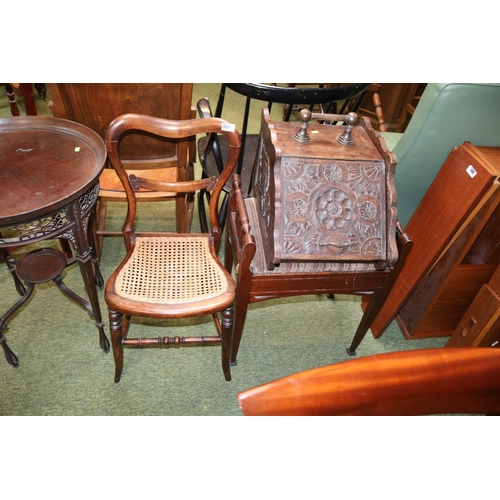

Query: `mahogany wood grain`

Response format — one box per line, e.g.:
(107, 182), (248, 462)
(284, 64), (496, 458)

(368, 143), (500, 338)
(0, 116), (110, 364)
(400, 265), (496, 338)
(446, 285), (500, 347)
(397, 191), (500, 338)
(237, 348), (500, 415)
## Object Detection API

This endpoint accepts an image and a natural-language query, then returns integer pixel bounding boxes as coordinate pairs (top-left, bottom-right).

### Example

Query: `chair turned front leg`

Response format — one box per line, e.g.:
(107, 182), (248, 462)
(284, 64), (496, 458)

(109, 309), (125, 383)
(221, 306), (234, 381)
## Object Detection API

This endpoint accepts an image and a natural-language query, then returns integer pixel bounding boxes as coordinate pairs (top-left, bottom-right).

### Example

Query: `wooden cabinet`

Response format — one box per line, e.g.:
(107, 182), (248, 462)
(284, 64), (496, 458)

(368, 143), (500, 340)
(251, 111), (399, 271)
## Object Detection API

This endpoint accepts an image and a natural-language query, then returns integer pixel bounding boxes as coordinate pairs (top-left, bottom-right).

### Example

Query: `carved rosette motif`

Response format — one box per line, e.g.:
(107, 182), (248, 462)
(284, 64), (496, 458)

(282, 159), (385, 260)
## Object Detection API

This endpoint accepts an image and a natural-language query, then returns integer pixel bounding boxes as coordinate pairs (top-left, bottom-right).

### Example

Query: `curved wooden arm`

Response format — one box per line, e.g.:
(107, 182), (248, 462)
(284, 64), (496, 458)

(106, 113), (241, 152)
(238, 348), (500, 416)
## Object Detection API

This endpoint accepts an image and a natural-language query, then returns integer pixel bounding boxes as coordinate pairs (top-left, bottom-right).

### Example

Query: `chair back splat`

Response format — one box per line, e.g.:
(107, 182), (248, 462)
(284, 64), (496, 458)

(104, 113), (241, 382)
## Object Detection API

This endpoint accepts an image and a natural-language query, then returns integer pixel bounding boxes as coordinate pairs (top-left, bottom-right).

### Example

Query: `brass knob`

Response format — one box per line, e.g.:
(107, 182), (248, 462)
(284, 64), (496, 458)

(337, 112), (359, 146)
(293, 108), (312, 143)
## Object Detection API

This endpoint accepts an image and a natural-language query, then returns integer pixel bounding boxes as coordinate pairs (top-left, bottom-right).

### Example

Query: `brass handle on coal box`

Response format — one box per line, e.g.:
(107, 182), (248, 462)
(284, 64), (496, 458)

(293, 109), (359, 146)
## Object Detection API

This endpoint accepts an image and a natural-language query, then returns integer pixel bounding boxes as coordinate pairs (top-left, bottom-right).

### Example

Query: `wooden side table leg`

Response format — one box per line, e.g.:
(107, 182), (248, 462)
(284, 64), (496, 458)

(68, 202), (110, 354)
(5, 84), (20, 116)
(1, 245), (26, 296)
(0, 283), (35, 367)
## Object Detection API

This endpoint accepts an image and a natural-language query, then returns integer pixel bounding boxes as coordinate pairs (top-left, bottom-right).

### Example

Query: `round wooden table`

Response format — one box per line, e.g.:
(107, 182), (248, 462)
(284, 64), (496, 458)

(0, 116), (110, 366)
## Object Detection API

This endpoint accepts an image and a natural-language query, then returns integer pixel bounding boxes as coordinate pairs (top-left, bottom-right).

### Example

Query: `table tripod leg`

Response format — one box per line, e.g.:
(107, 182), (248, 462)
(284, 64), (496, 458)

(86, 210), (104, 288)
(0, 283), (35, 367)
(54, 275), (94, 318)
(1, 247), (26, 296)
(91, 251), (104, 290)
(55, 275), (110, 351)
(68, 204), (110, 354)
(0, 335), (19, 367)
(76, 258), (110, 353)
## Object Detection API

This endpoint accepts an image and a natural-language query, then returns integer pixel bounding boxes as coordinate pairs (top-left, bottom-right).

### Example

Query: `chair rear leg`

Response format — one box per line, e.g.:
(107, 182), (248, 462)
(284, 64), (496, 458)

(231, 294), (250, 366)
(184, 192), (195, 232)
(109, 308), (125, 382)
(221, 306), (234, 381)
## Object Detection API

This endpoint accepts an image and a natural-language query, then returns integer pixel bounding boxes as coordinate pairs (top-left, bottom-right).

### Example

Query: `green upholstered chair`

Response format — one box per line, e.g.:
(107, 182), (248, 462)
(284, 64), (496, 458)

(380, 83), (500, 228)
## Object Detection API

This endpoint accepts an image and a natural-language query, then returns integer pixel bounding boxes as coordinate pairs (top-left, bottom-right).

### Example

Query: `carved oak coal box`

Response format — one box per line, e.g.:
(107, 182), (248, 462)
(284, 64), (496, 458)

(250, 109), (399, 270)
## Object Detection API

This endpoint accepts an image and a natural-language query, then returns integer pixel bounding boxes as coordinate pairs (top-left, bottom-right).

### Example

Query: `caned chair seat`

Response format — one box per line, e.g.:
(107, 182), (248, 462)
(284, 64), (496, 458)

(107, 234), (235, 316)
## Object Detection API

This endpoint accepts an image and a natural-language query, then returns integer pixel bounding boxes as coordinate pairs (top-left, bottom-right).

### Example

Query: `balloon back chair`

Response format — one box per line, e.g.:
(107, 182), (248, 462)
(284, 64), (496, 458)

(104, 113), (241, 382)
(196, 83), (371, 230)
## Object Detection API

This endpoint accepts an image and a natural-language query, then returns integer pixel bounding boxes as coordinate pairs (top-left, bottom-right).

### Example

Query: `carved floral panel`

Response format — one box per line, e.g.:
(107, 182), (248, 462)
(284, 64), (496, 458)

(281, 158), (386, 261)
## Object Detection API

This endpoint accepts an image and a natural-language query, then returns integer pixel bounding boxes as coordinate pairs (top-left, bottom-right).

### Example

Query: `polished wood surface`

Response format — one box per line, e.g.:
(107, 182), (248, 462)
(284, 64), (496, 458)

(0, 117), (105, 224)
(104, 113), (241, 382)
(238, 348), (500, 415)
(0, 116), (110, 365)
(447, 261), (500, 347)
(368, 143), (500, 339)
(396, 146), (500, 339)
